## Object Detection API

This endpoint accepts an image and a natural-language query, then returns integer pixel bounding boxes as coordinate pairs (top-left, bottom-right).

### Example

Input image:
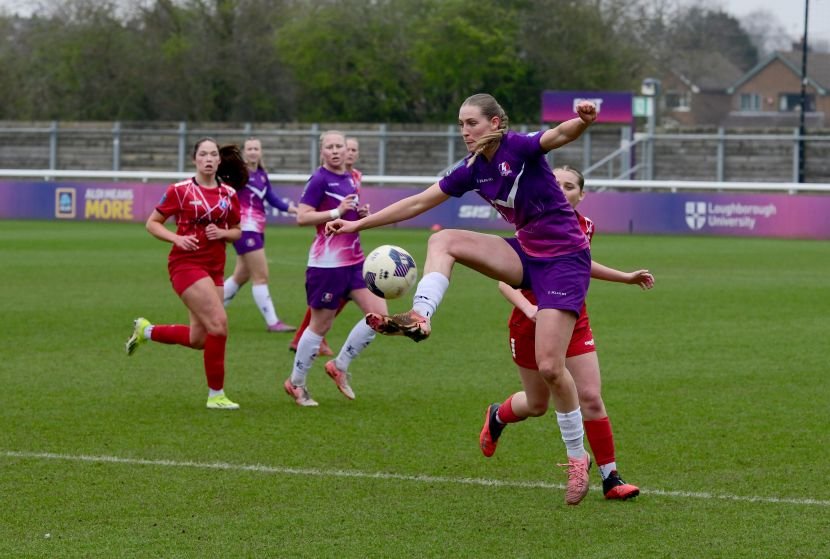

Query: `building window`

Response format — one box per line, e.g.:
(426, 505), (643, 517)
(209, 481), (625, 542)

(779, 93), (815, 112)
(739, 93), (761, 111)
(665, 91), (691, 111)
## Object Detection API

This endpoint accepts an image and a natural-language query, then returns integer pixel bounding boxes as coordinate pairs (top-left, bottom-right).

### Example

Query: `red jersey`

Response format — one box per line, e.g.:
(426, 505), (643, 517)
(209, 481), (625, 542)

(509, 211), (594, 335)
(155, 178), (241, 270)
(350, 167), (363, 189)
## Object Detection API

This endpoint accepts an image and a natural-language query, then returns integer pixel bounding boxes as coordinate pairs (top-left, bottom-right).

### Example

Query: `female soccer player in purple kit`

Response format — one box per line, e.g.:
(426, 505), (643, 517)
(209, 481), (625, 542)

(284, 130), (388, 407)
(223, 137), (298, 332)
(327, 94), (597, 505)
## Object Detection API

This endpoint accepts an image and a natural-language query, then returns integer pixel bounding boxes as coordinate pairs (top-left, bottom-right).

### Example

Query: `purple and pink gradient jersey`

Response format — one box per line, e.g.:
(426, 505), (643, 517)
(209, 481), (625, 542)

(439, 130), (589, 258)
(237, 167), (291, 233)
(300, 166), (363, 268)
(510, 211), (595, 335)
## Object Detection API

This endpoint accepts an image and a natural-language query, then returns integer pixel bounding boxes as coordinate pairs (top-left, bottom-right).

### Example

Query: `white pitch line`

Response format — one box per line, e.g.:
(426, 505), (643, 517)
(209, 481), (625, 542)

(3, 450), (828, 507)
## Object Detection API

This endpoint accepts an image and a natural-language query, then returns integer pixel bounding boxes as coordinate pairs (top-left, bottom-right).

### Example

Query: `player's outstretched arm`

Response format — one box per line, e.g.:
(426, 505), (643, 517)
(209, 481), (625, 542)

(326, 183), (449, 235)
(498, 281), (538, 321)
(540, 101), (597, 152)
(591, 260), (655, 290)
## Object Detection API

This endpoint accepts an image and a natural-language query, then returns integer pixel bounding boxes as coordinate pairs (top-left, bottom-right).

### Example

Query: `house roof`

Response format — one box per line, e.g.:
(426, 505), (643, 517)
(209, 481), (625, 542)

(727, 51), (830, 95)
(670, 52), (744, 93)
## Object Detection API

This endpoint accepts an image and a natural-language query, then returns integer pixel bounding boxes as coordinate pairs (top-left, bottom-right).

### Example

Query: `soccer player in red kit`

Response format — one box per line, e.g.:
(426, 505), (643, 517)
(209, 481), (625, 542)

(482, 165), (654, 500)
(125, 138), (245, 410)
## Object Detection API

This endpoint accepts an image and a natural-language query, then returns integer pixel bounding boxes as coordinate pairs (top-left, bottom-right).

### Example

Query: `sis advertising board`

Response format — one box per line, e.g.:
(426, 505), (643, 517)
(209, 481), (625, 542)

(541, 90), (634, 124)
(1, 180), (829, 240)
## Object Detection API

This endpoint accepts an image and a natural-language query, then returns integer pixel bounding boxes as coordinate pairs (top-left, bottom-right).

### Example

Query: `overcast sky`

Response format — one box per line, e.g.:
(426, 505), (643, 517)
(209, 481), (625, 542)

(719, 0), (830, 45)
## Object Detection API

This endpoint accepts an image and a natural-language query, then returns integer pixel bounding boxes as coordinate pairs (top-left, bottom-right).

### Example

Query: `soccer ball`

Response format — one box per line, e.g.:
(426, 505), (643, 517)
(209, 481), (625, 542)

(362, 245), (418, 299)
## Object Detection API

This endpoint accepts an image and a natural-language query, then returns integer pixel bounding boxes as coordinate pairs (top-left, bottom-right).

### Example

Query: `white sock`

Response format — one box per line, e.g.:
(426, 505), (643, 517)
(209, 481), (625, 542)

(335, 319), (376, 371)
(290, 329), (324, 386)
(145, 325), (154, 340)
(599, 462), (617, 480)
(252, 284), (279, 325)
(556, 408), (587, 458)
(223, 277), (240, 306)
(412, 272), (449, 318)
(208, 388), (224, 398)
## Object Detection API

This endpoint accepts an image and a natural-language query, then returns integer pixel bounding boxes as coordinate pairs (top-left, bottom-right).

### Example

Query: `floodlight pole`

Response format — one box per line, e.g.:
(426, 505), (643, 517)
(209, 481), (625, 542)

(798, 0), (809, 183)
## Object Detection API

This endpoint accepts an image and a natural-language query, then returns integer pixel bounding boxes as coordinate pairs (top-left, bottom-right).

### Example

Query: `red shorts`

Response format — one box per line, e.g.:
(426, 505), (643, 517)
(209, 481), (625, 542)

(169, 263), (224, 296)
(508, 312), (596, 370)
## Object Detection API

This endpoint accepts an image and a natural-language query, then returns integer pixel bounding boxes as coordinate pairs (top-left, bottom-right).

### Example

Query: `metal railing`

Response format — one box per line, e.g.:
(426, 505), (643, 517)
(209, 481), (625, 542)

(1, 169), (827, 194)
(2, 122), (830, 182)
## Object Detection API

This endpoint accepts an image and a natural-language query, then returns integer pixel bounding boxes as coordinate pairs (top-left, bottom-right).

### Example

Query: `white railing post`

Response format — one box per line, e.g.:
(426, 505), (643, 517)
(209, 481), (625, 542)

(112, 121), (121, 173)
(378, 123), (387, 177)
(49, 121), (58, 172)
(309, 123), (319, 175)
(177, 122), (187, 173)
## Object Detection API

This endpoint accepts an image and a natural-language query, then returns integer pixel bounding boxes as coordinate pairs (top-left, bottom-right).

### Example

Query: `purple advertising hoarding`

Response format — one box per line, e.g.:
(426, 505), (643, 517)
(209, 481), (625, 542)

(1, 181), (829, 240)
(542, 90), (633, 124)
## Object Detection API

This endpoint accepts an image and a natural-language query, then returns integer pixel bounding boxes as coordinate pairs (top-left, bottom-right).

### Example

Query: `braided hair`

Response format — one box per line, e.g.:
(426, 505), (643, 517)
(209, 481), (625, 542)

(463, 93), (509, 167)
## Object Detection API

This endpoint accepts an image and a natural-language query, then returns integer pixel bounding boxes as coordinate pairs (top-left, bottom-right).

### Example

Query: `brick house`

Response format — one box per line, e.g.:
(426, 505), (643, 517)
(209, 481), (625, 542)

(660, 52), (744, 127)
(725, 50), (830, 127)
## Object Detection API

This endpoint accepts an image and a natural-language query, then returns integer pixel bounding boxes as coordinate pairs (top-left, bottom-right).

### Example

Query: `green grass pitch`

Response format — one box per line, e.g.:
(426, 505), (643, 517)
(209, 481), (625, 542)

(1, 220), (828, 558)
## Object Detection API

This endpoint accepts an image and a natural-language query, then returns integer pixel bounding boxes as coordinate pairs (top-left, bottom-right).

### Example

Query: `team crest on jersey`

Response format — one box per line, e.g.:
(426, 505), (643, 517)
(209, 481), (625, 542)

(498, 161), (512, 176)
(219, 198), (229, 210)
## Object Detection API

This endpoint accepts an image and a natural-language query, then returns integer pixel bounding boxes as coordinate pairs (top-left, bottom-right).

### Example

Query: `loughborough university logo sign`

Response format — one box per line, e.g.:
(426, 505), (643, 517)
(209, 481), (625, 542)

(685, 201), (707, 230)
(684, 200), (778, 232)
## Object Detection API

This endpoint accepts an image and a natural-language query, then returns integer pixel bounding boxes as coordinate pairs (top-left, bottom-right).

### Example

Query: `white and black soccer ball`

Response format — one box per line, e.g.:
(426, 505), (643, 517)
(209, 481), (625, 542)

(362, 244), (418, 299)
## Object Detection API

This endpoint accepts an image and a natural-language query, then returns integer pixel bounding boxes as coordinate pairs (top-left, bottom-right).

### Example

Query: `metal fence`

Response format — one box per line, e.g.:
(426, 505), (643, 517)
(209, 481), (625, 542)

(1, 121), (829, 183)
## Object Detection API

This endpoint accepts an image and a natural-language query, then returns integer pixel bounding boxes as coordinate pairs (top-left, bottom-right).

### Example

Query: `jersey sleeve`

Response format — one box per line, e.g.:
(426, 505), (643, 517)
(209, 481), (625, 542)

(299, 173), (324, 209)
(263, 177), (291, 211)
(514, 130), (546, 157)
(155, 184), (181, 218)
(438, 159), (474, 198)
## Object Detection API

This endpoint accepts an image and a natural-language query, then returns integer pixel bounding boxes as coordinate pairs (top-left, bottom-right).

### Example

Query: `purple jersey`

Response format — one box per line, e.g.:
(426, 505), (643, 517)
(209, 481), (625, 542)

(439, 131), (589, 257)
(237, 167), (291, 233)
(300, 167), (363, 268)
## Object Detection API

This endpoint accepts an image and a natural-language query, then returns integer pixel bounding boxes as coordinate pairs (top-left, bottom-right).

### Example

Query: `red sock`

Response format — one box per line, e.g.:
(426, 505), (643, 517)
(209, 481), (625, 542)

(584, 416), (616, 467)
(335, 298), (348, 316)
(291, 300), (348, 347)
(150, 325), (192, 347)
(290, 308), (313, 346)
(203, 333), (226, 390)
(496, 394), (526, 424)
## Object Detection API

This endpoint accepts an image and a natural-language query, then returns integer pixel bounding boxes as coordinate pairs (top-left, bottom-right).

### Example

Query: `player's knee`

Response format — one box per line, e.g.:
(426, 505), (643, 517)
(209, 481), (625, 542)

(537, 359), (566, 384)
(205, 315), (228, 337)
(426, 229), (451, 252)
(579, 392), (605, 417)
(525, 399), (549, 417)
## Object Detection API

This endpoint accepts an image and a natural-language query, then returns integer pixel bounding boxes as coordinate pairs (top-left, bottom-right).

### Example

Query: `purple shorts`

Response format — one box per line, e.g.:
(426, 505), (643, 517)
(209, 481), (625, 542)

(306, 263), (365, 310)
(504, 237), (590, 315)
(233, 231), (264, 255)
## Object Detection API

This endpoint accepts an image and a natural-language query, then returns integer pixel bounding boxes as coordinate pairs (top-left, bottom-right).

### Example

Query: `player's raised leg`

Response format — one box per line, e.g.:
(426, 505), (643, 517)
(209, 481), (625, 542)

(366, 231), (523, 341)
